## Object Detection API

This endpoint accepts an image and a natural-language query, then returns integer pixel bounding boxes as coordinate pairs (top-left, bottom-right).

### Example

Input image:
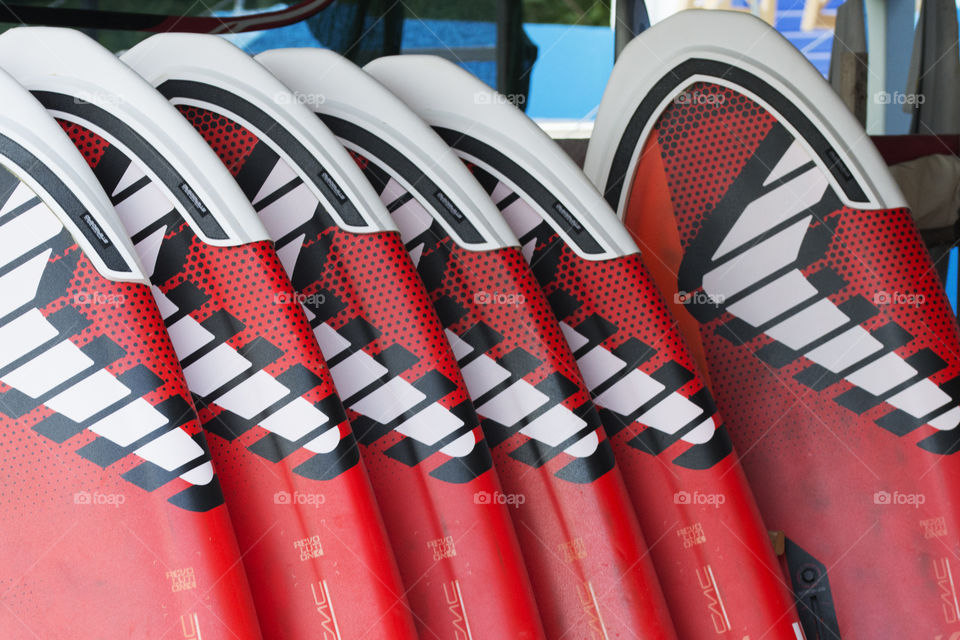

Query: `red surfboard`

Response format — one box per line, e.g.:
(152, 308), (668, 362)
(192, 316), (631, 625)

(124, 34), (545, 640)
(370, 54), (808, 640)
(587, 10), (960, 638)
(260, 48), (680, 639)
(0, 27), (415, 640)
(0, 67), (262, 638)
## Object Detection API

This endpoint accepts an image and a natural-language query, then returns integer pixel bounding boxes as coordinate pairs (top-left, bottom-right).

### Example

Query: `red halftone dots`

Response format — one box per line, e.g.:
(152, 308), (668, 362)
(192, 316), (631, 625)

(0, 185), (206, 513)
(58, 120), (109, 167)
(176, 106), (467, 400)
(654, 82), (776, 250)
(58, 119), (351, 480)
(178, 105), (259, 176)
(421, 238), (612, 474)
(633, 69), (960, 639)
(173, 106), (483, 480)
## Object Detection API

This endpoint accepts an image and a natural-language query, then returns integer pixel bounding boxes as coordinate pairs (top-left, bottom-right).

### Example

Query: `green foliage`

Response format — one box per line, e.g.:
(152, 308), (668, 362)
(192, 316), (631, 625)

(402, 0), (497, 21)
(524, 0), (609, 25)
(403, 0), (609, 25)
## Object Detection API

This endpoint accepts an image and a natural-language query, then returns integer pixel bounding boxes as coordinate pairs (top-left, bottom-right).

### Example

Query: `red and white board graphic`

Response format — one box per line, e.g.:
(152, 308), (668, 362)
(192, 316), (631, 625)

(0, 26), (414, 640)
(260, 48), (681, 639)
(586, 10), (960, 639)
(125, 34), (546, 640)
(369, 53), (806, 640)
(0, 66), (262, 639)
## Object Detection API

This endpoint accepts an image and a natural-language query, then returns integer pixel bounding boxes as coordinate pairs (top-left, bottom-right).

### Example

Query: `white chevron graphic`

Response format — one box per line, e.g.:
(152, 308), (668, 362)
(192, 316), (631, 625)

(706, 141), (959, 432)
(0, 181), (39, 217)
(248, 155), (477, 459)
(444, 329), (599, 457)
(111, 161), (341, 456)
(150, 284), (338, 455)
(0, 194), (212, 485)
(487, 180), (718, 447)
(559, 322), (718, 446)
(309, 313), (474, 457)
(495, 188), (542, 262)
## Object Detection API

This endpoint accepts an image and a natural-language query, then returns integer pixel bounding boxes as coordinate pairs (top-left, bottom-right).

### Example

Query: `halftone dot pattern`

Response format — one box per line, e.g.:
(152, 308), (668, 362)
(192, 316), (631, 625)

(648, 81), (960, 459)
(435, 245), (588, 387)
(648, 83), (842, 457)
(166, 100), (555, 640)
(555, 250), (695, 373)
(0, 180), (256, 636)
(52, 123), (218, 492)
(177, 105), (258, 176)
(57, 117), (354, 482)
(355, 139), (683, 637)
(0, 98), (269, 640)
(322, 229), (470, 398)
(348, 145), (619, 476)
(828, 208), (960, 352)
(69, 254), (197, 425)
(0, 213), (209, 513)
(654, 82), (776, 249)
(427, 237), (612, 473)
(0, 230), (109, 518)
(52, 102), (433, 638)
(163, 229), (351, 478)
(174, 105), (483, 477)
(176, 106), (467, 405)
(0, 221), (257, 637)
(652, 88), (844, 460)
(545, 236), (718, 447)
(463, 161), (723, 455)
(57, 120), (108, 168)
(286, 225), (483, 483)
(349, 150), (369, 170)
(465, 147), (803, 640)
(629, 66), (960, 638)
(184, 237), (353, 492)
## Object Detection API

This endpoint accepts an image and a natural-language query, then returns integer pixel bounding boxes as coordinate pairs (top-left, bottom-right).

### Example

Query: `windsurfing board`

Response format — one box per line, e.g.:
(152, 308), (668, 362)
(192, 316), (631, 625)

(259, 47), (681, 639)
(586, 9), (960, 638)
(0, 65), (263, 639)
(368, 52), (810, 640)
(123, 33), (546, 640)
(0, 26), (414, 640)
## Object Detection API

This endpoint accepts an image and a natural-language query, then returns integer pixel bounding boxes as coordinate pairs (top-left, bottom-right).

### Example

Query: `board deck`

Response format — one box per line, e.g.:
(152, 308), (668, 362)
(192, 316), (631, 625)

(0, 66), (263, 639)
(369, 53), (809, 640)
(261, 47), (681, 639)
(124, 33), (546, 640)
(586, 9), (960, 638)
(0, 26), (412, 640)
